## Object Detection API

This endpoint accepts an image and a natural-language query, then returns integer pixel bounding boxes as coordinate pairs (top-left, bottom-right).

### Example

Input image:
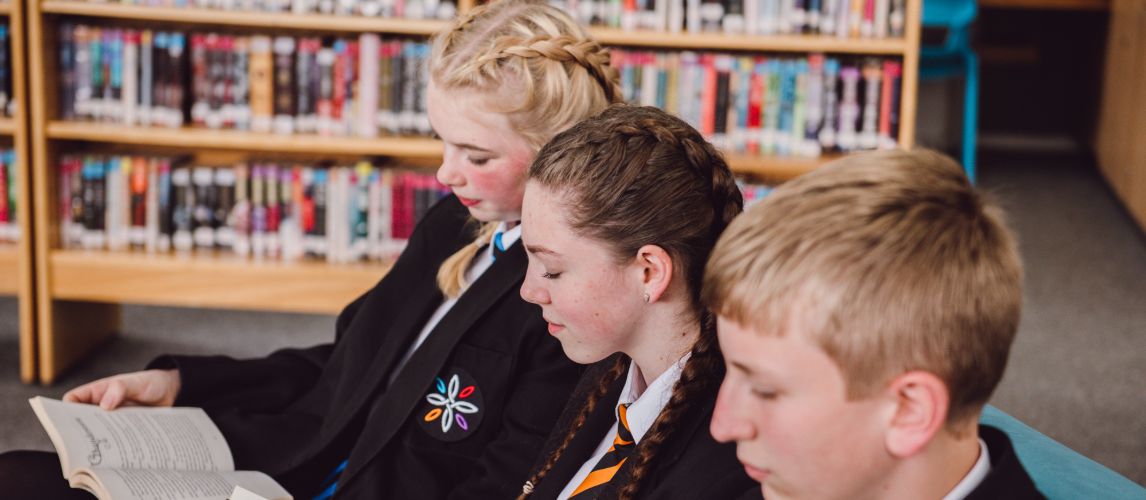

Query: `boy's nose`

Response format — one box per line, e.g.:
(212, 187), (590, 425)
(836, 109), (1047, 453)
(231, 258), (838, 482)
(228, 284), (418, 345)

(710, 383), (754, 442)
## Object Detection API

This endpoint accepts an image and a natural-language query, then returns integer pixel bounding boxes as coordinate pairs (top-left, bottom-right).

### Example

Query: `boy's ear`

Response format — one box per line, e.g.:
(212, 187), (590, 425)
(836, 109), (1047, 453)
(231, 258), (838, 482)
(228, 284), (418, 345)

(635, 244), (674, 303)
(883, 371), (950, 458)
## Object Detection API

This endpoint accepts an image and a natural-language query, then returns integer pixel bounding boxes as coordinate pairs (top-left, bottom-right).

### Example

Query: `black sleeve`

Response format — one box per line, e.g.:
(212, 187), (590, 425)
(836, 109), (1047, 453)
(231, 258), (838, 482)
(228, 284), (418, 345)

(447, 315), (583, 500)
(148, 196), (465, 412)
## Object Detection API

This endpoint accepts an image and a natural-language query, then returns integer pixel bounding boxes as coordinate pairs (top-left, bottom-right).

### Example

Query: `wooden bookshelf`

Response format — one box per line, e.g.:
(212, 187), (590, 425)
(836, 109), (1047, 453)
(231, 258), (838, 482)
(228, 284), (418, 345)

(0, 246), (18, 294)
(49, 250), (391, 314)
(25, 0), (920, 384)
(591, 28), (909, 55)
(40, 1), (450, 34)
(48, 122), (446, 158)
(4, 0), (37, 384)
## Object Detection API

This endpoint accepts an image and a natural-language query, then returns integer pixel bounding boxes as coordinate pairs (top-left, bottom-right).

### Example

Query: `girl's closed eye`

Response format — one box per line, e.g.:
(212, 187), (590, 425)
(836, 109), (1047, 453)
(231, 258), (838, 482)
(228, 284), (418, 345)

(469, 156), (491, 166)
(752, 388), (779, 400)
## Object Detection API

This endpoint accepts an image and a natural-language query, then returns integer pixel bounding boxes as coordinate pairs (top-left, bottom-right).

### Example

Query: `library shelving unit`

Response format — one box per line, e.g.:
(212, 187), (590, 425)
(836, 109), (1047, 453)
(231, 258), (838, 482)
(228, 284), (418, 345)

(1, 0), (36, 383)
(26, 0), (919, 383)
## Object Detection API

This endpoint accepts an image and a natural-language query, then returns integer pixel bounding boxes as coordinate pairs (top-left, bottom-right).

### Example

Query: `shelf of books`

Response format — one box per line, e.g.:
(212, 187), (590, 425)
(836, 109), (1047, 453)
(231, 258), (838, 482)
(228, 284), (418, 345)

(26, 0), (919, 383)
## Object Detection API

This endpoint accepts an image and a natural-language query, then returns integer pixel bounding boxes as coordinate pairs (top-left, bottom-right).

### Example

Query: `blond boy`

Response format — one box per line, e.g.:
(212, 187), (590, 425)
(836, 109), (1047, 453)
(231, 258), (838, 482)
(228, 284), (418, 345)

(703, 150), (1044, 499)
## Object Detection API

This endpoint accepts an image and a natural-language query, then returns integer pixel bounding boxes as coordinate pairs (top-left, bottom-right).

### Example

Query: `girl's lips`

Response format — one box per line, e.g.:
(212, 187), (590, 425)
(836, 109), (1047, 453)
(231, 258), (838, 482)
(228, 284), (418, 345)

(742, 463), (770, 483)
(547, 322), (565, 335)
(457, 196), (480, 207)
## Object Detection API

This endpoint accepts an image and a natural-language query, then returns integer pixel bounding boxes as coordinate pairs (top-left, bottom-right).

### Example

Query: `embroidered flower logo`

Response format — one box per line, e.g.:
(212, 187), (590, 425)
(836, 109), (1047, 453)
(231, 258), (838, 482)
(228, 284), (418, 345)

(423, 374), (479, 433)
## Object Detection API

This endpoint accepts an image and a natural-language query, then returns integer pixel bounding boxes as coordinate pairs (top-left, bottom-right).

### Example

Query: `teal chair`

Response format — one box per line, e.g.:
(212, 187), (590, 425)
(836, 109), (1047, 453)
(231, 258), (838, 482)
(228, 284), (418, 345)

(920, 0), (979, 182)
(981, 405), (1146, 498)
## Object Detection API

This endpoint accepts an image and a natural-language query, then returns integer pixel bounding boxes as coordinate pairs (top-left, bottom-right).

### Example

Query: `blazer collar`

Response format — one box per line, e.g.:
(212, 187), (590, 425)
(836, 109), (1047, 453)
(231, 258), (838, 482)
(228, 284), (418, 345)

(338, 240), (530, 490)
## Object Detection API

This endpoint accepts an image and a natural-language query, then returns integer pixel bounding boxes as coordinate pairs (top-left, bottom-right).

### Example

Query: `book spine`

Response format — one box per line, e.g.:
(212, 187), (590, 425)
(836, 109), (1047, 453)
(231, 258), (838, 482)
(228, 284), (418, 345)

(357, 34), (380, 137)
(129, 156), (148, 247)
(232, 163), (251, 257)
(273, 36), (296, 135)
(859, 58), (881, 149)
(139, 30), (153, 126)
(249, 36), (274, 133)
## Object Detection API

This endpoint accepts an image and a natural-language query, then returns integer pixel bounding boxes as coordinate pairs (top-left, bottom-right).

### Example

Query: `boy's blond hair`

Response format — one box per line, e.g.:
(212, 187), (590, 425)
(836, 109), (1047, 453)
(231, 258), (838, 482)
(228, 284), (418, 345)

(702, 149), (1023, 425)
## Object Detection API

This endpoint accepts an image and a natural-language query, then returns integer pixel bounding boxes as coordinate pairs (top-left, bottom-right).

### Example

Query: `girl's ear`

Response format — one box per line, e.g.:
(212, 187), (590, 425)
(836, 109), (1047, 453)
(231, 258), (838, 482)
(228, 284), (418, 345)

(635, 245), (674, 303)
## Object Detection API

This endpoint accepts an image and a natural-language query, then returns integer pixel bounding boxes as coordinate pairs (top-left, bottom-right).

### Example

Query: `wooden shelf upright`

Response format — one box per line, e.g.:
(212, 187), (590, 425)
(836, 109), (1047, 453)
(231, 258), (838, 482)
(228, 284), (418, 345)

(1, 0), (38, 384)
(24, 0), (918, 384)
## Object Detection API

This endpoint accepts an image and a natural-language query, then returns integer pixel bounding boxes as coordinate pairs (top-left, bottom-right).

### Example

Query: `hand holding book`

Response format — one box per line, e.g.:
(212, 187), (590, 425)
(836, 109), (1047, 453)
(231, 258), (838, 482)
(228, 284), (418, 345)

(63, 369), (182, 410)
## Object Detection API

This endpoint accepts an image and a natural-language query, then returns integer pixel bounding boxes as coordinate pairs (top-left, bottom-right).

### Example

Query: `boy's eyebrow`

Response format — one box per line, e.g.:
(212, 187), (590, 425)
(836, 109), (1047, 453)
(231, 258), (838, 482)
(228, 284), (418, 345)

(525, 244), (559, 256)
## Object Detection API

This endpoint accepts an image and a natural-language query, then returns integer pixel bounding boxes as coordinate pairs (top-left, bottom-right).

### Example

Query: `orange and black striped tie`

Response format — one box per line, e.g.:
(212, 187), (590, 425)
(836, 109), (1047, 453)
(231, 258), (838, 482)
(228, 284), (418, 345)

(569, 403), (635, 499)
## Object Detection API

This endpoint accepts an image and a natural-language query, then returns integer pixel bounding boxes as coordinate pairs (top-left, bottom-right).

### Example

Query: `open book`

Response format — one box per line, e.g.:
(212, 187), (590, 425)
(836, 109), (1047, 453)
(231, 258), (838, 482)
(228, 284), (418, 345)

(30, 397), (292, 500)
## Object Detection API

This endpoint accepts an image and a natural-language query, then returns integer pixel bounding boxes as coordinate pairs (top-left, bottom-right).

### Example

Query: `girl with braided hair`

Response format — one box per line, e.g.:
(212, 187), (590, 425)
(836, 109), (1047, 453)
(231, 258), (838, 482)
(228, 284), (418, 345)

(0, 2), (621, 498)
(517, 105), (762, 500)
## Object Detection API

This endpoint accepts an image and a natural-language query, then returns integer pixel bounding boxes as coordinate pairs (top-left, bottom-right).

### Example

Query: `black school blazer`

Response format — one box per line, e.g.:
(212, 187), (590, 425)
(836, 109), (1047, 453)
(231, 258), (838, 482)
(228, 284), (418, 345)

(524, 355), (762, 500)
(149, 196), (581, 499)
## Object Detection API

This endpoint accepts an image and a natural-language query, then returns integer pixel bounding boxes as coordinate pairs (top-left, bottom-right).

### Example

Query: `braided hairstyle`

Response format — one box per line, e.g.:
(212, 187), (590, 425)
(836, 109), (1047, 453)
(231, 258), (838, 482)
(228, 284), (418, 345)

(430, 0), (622, 297)
(520, 104), (744, 499)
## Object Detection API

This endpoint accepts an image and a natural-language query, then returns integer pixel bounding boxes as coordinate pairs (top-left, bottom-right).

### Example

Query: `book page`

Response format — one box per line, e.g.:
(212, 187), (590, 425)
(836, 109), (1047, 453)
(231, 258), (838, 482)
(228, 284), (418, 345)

(89, 468), (292, 500)
(29, 397), (234, 476)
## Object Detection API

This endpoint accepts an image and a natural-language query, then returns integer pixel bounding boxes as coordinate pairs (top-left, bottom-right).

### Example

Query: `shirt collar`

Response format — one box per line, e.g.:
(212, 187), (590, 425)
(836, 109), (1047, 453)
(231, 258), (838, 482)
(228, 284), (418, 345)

(492, 221), (522, 249)
(942, 438), (991, 500)
(615, 353), (691, 443)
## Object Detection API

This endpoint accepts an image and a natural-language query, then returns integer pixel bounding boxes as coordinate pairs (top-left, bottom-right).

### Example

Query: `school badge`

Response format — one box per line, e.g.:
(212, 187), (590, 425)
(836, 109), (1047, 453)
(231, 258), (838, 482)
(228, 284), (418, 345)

(418, 368), (484, 442)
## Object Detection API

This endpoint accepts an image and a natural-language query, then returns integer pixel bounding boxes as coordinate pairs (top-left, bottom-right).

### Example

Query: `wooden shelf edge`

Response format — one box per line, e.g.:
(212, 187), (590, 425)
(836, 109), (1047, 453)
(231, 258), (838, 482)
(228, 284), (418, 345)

(0, 3), (11, 15)
(591, 28), (909, 55)
(47, 121), (445, 158)
(49, 249), (392, 314)
(0, 245), (18, 294)
(726, 153), (842, 181)
(0, 117), (16, 136)
(39, 1), (450, 34)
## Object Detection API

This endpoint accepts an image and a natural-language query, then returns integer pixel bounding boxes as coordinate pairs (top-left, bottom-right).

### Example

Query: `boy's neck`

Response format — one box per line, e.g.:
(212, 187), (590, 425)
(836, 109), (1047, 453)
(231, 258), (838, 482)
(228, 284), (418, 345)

(879, 423), (983, 500)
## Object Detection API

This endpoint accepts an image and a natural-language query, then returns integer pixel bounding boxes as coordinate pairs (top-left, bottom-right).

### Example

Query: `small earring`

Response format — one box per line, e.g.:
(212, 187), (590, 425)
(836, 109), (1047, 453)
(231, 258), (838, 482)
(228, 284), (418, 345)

(643, 293), (650, 303)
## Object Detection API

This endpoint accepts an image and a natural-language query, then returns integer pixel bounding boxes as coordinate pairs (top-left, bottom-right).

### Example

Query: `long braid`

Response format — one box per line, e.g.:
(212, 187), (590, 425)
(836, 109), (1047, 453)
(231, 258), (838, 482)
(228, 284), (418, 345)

(518, 356), (629, 500)
(617, 314), (723, 499)
(470, 35), (620, 103)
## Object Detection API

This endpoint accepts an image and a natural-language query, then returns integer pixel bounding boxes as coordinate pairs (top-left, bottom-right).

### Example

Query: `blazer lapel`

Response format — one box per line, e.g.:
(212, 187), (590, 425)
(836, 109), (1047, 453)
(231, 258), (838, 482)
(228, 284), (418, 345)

(338, 242), (530, 489)
(315, 274), (443, 446)
(531, 370), (627, 499)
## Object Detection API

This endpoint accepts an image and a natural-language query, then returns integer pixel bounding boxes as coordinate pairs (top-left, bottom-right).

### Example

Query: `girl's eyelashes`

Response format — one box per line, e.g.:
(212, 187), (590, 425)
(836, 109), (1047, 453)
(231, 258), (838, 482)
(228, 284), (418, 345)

(751, 388), (779, 400)
(541, 272), (562, 279)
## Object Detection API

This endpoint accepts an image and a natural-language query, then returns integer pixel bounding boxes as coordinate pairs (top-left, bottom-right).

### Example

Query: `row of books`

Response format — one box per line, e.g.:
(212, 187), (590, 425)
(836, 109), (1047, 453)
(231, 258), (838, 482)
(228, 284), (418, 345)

(613, 50), (901, 156)
(0, 149), (18, 243)
(551, 0), (905, 37)
(81, 0), (458, 19)
(0, 24), (13, 118)
(58, 155), (450, 262)
(59, 25), (432, 137)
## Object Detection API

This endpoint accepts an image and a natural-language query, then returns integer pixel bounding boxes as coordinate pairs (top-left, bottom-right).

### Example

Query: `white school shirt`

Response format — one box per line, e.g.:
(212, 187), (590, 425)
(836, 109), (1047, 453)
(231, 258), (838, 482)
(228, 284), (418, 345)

(557, 354), (692, 499)
(942, 438), (991, 500)
(386, 221), (522, 386)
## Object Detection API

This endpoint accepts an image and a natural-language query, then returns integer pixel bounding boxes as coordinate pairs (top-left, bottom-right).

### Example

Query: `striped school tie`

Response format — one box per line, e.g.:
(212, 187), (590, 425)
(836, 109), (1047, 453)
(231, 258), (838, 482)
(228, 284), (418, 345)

(569, 403), (635, 499)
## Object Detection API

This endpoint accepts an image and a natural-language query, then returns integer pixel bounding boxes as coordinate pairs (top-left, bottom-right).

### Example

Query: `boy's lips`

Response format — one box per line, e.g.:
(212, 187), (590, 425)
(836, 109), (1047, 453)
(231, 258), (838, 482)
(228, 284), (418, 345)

(457, 196), (480, 207)
(544, 319), (565, 335)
